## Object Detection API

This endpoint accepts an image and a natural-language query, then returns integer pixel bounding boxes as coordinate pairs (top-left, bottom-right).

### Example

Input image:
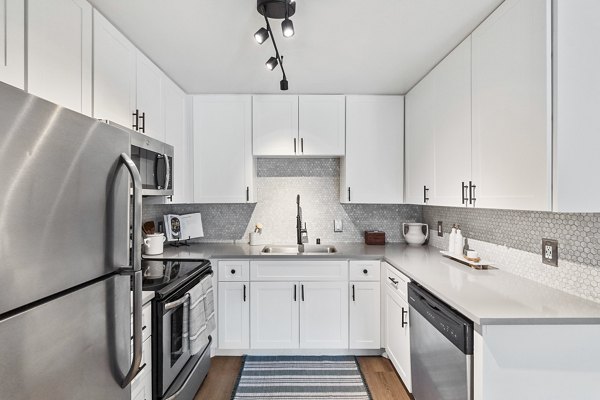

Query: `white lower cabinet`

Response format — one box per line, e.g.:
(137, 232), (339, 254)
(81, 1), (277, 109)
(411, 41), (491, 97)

(218, 282), (250, 349)
(250, 282), (299, 349)
(385, 285), (412, 392)
(131, 303), (152, 400)
(299, 282), (349, 349)
(349, 282), (380, 349)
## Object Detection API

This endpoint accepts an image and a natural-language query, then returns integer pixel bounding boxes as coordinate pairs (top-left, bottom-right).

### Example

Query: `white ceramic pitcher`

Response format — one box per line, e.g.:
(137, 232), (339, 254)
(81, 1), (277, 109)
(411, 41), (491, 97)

(402, 223), (429, 246)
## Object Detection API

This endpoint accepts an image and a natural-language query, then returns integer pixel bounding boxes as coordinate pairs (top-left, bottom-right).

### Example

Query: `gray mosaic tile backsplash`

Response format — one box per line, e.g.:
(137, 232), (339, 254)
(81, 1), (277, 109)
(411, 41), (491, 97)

(423, 206), (600, 266)
(143, 158), (422, 243)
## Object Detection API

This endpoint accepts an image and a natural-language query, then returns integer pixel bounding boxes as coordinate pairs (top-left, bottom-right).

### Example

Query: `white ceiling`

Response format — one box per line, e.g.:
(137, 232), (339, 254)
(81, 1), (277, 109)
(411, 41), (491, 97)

(88, 0), (503, 95)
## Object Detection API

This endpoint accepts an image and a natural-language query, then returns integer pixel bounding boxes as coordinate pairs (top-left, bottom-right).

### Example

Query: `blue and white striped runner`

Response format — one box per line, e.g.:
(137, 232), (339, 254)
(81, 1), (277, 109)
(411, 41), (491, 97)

(232, 356), (371, 399)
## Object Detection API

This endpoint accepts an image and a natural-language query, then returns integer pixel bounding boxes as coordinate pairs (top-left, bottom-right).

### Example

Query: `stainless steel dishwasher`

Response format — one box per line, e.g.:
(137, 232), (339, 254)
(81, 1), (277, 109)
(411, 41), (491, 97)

(408, 282), (474, 400)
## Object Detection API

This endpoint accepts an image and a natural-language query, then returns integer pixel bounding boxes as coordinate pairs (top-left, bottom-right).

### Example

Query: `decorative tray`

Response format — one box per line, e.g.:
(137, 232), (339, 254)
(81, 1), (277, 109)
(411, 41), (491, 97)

(440, 251), (494, 270)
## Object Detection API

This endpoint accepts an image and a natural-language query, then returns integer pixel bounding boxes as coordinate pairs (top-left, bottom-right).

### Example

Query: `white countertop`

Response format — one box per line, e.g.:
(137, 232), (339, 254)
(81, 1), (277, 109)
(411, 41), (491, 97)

(130, 291), (154, 309)
(143, 243), (600, 326)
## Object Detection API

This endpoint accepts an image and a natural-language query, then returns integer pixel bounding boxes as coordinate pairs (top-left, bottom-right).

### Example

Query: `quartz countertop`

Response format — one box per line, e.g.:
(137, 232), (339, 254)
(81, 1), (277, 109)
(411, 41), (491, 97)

(143, 242), (600, 326)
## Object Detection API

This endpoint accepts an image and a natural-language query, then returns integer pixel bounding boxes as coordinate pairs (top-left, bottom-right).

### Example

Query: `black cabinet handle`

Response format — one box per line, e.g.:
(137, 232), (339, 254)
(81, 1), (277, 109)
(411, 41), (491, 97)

(294, 284), (297, 302)
(132, 109), (140, 131)
(424, 186), (430, 204)
(363, 269), (368, 275)
(139, 112), (146, 133)
(469, 181), (477, 205)
(243, 284), (246, 302)
(462, 182), (469, 205)
(294, 138), (297, 154)
(246, 186), (250, 202)
(130, 325), (147, 340)
(388, 277), (398, 285)
(230, 269), (236, 275)
(348, 187), (351, 202)
(352, 284), (355, 302)
(401, 307), (408, 328)
(301, 284), (304, 301)
(300, 138), (304, 154)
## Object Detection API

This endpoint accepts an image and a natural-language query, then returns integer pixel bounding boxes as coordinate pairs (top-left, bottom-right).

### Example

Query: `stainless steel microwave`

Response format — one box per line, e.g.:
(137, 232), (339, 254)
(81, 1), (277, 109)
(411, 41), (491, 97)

(102, 121), (174, 197)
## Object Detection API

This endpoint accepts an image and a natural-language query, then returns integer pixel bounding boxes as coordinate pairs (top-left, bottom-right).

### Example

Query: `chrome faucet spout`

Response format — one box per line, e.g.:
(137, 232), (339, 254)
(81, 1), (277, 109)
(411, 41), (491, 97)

(296, 194), (308, 245)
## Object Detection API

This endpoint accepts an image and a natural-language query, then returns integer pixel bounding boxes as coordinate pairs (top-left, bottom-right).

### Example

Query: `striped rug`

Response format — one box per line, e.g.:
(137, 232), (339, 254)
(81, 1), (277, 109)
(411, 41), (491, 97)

(231, 355), (372, 400)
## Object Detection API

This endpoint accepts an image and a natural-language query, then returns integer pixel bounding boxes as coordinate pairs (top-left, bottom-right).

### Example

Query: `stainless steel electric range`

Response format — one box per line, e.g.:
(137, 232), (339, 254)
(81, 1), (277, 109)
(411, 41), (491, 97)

(141, 258), (213, 400)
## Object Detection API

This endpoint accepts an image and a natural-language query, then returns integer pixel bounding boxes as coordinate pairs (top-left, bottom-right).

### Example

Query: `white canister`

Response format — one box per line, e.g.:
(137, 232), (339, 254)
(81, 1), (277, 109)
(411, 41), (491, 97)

(143, 233), (166, 255)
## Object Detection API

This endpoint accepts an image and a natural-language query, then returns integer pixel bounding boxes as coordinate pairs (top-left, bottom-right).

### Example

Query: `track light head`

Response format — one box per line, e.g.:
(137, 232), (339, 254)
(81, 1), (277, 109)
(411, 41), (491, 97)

(266, 57), (279, 71)
(281, 18), (294, 38)
(254, 27), (269, 44)
(280, 79), (289, 91)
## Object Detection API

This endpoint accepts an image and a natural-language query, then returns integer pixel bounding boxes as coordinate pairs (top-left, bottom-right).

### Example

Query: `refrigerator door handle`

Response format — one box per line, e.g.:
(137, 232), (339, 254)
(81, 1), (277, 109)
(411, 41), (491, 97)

(118, 153), (144, 389)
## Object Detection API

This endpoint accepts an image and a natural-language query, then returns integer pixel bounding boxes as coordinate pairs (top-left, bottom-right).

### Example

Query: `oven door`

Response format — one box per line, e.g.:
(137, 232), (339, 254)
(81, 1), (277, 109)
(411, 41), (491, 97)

(161, 291), (192, 395)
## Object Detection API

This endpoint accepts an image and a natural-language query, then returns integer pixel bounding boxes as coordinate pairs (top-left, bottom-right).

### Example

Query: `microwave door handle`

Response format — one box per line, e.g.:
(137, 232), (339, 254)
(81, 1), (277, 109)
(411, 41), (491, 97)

(118, 153), (144, 388)
(164, 153), (171, 190)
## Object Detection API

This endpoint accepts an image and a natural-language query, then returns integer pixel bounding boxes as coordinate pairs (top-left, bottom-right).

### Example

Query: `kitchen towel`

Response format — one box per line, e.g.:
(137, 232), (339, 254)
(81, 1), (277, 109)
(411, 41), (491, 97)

(186, 274), (215, 355)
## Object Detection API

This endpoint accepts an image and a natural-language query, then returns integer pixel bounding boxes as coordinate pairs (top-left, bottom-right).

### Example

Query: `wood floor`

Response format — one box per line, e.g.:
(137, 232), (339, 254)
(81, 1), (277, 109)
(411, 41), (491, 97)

(194, 356), (412, 400)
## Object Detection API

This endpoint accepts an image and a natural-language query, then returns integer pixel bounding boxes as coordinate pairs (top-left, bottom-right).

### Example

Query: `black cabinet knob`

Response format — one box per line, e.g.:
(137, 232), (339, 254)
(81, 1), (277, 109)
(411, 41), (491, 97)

(363, 269), (368, 274)
(231, 269), (236, 274)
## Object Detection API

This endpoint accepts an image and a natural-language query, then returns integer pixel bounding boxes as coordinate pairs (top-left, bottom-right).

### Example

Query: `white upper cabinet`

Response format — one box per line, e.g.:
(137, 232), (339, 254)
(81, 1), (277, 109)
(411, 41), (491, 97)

(471, 0), (551, 211)
(193, 95), (254, 203)
(0, 0), (25, 89)
(342, 96), (404, 204)
(28, 0), (92, 115)
(298, 95), (345, 156)
(553, 0), (600, 212)
(93, 9), (136, 128)
(136, 52), (165, 141)
(164, 79), (192, 204)
(253, 95), (298, 156)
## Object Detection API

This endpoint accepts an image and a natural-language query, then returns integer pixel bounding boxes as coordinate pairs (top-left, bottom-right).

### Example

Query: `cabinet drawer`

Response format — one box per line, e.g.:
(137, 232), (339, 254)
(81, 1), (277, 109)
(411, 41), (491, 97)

(131, 338), (152, 398)
(131, 303), (152, 343)
(349, 260), (381, 281)
(219, 260), (250, 281)
(131, 336), (152, 381)
(384, 263), (410, 300)
(250, 260), (348, 281)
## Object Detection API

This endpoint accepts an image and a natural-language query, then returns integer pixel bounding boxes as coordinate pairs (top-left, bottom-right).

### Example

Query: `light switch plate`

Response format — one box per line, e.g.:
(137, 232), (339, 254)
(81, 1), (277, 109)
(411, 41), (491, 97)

(437, 221), (443, 237)
(542, 239), (558, 267)
(334, 219), (343, 232)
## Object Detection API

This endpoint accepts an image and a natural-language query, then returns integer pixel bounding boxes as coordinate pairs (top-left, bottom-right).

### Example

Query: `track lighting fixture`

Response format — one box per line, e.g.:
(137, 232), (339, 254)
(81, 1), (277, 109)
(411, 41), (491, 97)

(266, 57), (279, 71)
(281, 18), (294, 38)
(254, 0), (297, 91)
(254, 27), (269, 44)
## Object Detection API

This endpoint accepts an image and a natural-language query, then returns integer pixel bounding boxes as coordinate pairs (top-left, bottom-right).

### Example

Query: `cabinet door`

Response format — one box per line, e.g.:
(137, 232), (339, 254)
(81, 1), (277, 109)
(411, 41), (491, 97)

(193, 95), (253, 203)
(343, 96), (404, 204)
(164, 79), (192, 204)
(299, 282), (348, 349)
(250, 282), (299, 349)
(218, 282), (249, 349)
(299, 95), (345, 156)
(136, 52), (165, 141)
(405, 74), (434, 205)
(28, 0), (92, 115)
(385, 287), (411, 392)
(0, 0), (24, 89)
(349, 282), (380, 349)
(93, 10), (136, 128)
(252, 95), (298, 156)
(431, 37), (472, 207)
(94, 10), (136, 128)
(472, 0), (551, 211)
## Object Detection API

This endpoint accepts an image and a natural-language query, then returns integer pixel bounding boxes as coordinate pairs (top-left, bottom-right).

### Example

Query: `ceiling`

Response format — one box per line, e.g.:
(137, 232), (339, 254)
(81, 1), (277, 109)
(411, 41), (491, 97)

(88, 0), (504, 95)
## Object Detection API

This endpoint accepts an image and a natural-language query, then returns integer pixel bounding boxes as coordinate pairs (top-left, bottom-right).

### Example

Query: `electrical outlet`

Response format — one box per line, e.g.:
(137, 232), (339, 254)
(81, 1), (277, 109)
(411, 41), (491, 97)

(437, 221), (443, 237)
(542, 239), (558, 267)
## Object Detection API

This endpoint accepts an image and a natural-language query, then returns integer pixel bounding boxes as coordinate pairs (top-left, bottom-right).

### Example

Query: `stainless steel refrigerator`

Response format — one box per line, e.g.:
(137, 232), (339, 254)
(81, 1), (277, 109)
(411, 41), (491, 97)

(0, 82), (144, 399)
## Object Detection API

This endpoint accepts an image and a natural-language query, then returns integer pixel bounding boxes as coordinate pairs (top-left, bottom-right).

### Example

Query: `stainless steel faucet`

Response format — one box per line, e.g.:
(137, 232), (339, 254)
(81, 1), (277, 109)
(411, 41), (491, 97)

(296, 194), (308, 246)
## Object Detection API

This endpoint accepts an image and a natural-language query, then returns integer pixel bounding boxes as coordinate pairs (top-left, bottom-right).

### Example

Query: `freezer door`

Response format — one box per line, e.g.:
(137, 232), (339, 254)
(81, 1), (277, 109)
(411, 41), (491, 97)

(0, 275), (131, 399)
(0, 82), (130, 314)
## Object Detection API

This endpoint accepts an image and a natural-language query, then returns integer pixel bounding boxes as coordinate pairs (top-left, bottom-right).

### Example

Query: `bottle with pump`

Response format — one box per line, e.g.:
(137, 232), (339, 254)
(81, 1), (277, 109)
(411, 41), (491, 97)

(454, 225), (464, 256)
(448, 225), (456, 254)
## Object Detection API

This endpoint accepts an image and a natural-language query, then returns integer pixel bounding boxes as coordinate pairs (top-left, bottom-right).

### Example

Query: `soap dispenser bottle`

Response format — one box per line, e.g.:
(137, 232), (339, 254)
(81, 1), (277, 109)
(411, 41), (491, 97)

(448, 225), (456, 254)
(454, 225), (464, 256)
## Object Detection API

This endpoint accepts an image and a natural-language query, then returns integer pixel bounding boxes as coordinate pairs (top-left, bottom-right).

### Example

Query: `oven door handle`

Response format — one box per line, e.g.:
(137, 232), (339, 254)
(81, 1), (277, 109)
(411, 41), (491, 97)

(165, 293), (190, 312)
(164, 336), (213, 400)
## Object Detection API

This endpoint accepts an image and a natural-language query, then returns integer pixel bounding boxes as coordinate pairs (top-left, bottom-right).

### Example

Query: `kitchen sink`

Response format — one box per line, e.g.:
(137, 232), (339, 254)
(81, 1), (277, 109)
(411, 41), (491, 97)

(261, 245), (338, 255)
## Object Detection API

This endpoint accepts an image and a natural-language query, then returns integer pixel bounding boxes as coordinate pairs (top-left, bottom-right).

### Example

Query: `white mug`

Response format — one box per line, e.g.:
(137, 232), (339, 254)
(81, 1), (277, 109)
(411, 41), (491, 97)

(143, 233), (166, 255)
